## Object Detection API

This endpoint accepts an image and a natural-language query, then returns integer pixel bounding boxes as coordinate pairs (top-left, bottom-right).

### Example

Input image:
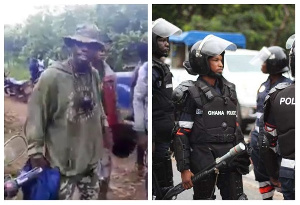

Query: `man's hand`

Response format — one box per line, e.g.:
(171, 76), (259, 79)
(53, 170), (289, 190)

(181, 169), (194, 190)
(103, 126), (113, 150)
(270, 177), (281, 188)
(29, 155), (49, 168)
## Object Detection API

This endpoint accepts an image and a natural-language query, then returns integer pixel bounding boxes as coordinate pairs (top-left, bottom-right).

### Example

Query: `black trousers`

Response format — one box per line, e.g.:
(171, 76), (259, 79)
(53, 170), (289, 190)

(190, 143), (245, 200)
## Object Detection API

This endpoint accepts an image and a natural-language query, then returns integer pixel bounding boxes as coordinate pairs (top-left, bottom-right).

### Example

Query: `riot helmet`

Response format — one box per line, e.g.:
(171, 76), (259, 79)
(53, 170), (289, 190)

(249, 46), (289, 74)
(186, 34), (237, 77)
(286, 34), (295, 77)
(152, 18), (182, 58)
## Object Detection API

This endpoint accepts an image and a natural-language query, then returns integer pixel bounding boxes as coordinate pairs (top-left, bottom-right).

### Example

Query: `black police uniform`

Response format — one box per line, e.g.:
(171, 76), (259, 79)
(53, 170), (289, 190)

(250, 76), (292, 199)
(173, 76), (248, 200)
(262, 82), (295, 200)
(152, 57), (174, 188)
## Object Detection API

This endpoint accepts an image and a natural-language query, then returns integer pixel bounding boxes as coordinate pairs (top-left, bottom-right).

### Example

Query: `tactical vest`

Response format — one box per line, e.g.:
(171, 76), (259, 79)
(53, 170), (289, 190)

(264, 83), (295, 160)
(188, 78), (238, 144)
(152, 59), (174, 116)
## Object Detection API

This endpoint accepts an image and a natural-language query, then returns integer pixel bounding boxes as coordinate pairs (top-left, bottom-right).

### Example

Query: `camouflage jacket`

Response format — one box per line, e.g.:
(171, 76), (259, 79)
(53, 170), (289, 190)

(25, 58), (106, 176)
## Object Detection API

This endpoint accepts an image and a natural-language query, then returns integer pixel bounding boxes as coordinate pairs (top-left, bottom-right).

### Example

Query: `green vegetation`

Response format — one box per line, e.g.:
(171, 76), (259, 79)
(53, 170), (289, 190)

(153, 4), (295, 50)
(4, 4), (148, 79)
(4, 64), (30, 80)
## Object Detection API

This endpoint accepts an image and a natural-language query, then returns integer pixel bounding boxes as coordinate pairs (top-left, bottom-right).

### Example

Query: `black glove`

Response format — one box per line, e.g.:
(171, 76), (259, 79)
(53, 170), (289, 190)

(229, 151), (251, 175)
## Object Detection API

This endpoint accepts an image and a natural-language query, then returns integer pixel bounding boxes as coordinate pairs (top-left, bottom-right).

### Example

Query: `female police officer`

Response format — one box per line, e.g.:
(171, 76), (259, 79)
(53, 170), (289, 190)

(172, 34), (250, 200)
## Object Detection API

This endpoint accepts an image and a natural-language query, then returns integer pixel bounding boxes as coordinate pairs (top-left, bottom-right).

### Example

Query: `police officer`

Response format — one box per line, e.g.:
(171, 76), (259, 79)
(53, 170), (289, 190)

(249, 46), (292, 199)
(152, 18), (182, 196)
(172, 35), (250, 200)
(260, 34), (295, 200)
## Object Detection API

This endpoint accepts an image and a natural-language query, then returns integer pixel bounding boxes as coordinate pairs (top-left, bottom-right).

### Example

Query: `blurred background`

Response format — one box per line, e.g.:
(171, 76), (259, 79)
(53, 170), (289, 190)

(4, 4), (148, 79)
(153, 4), (294, 200)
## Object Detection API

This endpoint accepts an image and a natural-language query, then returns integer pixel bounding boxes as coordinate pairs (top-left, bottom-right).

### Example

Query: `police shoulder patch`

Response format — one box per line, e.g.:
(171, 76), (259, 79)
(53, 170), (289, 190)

(196, 108), (203, 115)
(258, 85), (266, 93)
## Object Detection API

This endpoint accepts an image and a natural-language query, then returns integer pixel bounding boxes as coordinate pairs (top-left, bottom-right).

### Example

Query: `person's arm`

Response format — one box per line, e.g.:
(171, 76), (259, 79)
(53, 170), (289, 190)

(260, 111), (280, 179)
(229, 94), (250, 175)
(25, 69), (55, 167)
(173, 95), (195, 189)
(94, 68), (110, 148)
(133, 63), (148, 133)
(259, 93), (280, 182)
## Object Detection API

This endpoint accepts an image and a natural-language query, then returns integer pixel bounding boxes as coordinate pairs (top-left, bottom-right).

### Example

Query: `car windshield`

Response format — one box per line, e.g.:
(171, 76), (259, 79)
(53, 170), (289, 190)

(225, 55), (261, 72)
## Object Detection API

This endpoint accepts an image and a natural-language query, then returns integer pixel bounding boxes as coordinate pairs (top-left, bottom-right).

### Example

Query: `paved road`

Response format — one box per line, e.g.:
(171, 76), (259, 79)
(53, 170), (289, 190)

(172, 150), (284, 200)
(171, 125), (283, 200)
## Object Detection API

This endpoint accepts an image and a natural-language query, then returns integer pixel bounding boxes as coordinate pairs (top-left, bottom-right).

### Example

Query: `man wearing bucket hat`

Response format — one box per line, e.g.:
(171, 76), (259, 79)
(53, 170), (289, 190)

(152, 18), (182, 197)
(25, 24), (107, 200)
(260, 34), (295, 200)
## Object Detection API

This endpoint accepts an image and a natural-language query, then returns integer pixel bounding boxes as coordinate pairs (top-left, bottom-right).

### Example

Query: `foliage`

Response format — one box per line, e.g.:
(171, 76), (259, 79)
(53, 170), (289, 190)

(4, 4), (148, 78)
(152, 4), (295, 50)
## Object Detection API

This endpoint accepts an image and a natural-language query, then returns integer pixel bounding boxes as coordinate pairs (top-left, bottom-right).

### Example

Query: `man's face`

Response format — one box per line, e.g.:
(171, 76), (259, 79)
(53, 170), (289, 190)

(72, 41), (102, 66)
(208, 55), (223, 74)
(261, 62), (268, 74)
(157, 37), (169, 56)
(96, 48), (107, 61)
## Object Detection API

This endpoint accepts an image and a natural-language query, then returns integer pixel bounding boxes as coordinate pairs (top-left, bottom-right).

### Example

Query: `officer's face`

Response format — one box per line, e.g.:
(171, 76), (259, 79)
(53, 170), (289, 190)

(261, 62), (268, 74)
(208, 55), (223, 74)
(157, 37), (169, 55)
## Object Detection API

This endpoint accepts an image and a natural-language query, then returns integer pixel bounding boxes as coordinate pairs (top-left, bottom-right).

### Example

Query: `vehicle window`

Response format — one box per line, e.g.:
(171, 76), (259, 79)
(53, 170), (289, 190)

(225, 55), (261, 72)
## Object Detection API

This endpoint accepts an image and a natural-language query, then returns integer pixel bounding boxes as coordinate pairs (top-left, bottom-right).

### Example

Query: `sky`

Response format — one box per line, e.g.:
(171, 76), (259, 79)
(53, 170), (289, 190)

(2, 4), (67, 25)
(3, 4), (41, 25)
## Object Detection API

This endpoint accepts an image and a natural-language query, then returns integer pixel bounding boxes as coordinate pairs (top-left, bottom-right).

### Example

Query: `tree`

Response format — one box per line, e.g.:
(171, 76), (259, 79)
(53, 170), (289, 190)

(4, 4), (148, 78)
(152, 4), (295, 50)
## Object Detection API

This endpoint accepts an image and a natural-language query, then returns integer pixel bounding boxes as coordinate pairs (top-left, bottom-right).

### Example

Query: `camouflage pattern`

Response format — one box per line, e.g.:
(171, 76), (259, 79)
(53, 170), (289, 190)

(59, 170), (99, 200)
(26, 60), (105, 176)
(63, 24), (105, 48)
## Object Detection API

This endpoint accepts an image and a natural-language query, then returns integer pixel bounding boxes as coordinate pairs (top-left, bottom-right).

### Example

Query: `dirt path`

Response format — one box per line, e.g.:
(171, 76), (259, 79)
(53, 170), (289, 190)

(4, 96), (146, 200)
(4, 97), (27, 138)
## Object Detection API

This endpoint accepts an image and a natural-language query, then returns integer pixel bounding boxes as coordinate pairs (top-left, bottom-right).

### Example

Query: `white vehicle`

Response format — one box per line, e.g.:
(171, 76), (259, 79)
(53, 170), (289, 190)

(171, 49), (269, 132)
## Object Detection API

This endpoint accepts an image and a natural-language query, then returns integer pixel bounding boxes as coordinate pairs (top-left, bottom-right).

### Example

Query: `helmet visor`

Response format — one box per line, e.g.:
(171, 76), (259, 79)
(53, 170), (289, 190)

(152, 18), (182, 38)
(197, 34), (237, 57)
(286, 34), (295, 49)
(249, 46), (271, 66)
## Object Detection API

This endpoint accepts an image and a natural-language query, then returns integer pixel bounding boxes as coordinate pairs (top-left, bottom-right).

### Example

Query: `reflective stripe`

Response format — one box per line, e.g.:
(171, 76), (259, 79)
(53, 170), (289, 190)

(259, 181), (271, 187)
(259, 181), (275, 199)
(179, 121), (194, 129)
(281, 158), (295, 169)
(259, 185), (274, 194)
(265, 125), (277, 136)
(261, 190), (275, 199)
(166, 84), (173, 88)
